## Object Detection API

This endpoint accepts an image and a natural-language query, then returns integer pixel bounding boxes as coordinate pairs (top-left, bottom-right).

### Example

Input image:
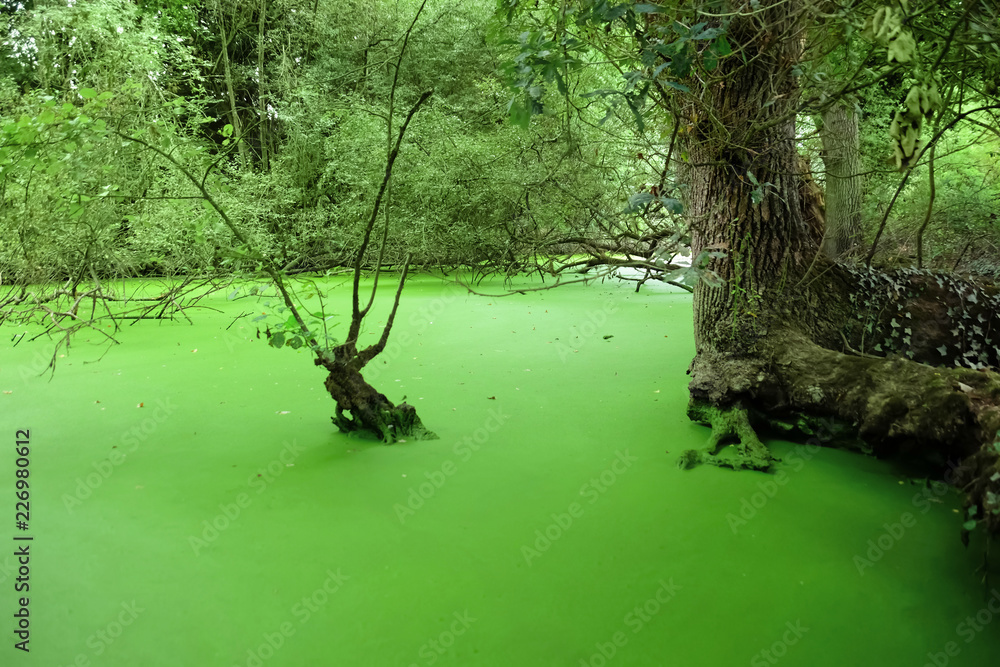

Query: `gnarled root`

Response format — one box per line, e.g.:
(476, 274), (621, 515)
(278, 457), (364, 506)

(316, 348), (436, 443)
(331, 396), (435, 442)
(681, 400), (777, 471)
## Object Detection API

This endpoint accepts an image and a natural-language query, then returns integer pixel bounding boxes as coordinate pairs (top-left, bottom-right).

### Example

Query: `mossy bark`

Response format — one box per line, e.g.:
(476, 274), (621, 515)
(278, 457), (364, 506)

(681, 403), (776, 471)
(687, 325), (1000, 535)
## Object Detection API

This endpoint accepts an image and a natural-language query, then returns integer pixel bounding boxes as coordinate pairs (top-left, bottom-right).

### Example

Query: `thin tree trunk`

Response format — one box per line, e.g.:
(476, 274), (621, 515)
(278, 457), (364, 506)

(819, 103), (863, 259)
(257, 0), (269, 171)
(215, 0), (248, 168)
(916, 145), (936, 268)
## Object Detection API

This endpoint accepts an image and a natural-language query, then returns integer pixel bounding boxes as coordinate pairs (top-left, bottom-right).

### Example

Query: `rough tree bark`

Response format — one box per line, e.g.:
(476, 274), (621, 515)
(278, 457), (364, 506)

(674, 1), (1000, 539)
(819, 103), (863, 259)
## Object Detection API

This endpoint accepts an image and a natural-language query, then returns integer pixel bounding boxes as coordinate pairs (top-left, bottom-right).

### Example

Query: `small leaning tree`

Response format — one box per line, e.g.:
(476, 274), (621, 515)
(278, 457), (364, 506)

(0, 1), (437, 443)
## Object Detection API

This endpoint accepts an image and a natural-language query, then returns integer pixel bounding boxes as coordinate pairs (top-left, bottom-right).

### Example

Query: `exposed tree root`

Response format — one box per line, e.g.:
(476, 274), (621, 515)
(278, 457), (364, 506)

(687, 327), (1000, 537)
(316, 346), (436, 443)
(681, 401), (777, 471)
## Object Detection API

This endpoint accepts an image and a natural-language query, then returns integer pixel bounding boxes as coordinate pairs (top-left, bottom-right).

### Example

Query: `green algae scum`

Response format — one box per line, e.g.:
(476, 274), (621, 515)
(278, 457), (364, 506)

(2, 275), (999, 666)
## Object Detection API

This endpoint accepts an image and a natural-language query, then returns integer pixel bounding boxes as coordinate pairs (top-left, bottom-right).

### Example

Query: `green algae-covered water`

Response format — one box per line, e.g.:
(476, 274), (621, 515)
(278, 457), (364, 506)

(2, 274), (998, 666)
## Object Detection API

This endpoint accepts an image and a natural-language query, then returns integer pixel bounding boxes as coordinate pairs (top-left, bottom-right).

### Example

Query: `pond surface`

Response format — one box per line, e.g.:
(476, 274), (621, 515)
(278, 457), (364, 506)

(1, 274), (997, 666)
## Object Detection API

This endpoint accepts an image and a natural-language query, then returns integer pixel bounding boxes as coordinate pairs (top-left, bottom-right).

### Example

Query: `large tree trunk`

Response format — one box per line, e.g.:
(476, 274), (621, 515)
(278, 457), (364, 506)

(681, 1), (815, 469)
(819, 104), (863, 259)
(676, 1), (1000, 539)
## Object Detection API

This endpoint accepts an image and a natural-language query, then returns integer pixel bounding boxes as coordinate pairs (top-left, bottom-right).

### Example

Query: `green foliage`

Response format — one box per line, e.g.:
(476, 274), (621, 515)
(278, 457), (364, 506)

(254, 288), (338, 351)
(497, 1), (734, 132)
(885, 75), (942, 169)
(0, 0), (226, 282)
(863, 119), (1000, 270)
(0, 0), (688, 286)
(745, 171), (773, 206)
(863, 3), (917, 63)
(1, 0), (994, 289)
(0, 92), (118, 282)
(503, 28), (581, 126)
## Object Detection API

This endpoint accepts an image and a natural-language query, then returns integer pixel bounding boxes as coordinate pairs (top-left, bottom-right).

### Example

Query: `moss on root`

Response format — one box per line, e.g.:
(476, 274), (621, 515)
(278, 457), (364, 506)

(332, 400), (436, 443)
(682, 400), (777, 471)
